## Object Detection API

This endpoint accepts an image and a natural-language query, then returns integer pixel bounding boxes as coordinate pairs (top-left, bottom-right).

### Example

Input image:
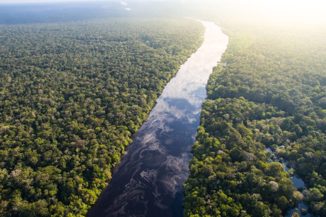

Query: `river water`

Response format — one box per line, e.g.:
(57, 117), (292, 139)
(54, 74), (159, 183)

(87, 21), (228, 217)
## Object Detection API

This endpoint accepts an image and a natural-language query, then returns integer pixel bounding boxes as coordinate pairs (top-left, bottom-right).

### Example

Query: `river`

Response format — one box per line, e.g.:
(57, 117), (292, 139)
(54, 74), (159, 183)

(87, 20), (229, 217)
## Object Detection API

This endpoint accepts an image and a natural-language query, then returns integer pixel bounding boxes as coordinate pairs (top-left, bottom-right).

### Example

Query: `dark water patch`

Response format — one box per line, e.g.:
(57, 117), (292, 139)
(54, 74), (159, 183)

(266, 147), (315, 217)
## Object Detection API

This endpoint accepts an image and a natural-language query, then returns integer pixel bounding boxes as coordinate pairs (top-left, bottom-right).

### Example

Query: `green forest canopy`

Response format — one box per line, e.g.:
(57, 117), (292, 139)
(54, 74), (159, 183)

(0, 19), (204, 217)
(185, 25), (326, 217)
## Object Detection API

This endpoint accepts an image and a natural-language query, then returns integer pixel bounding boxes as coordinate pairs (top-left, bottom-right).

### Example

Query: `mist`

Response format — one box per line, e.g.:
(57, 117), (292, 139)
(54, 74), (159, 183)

(1, 0), (325, 29)
(180, 0), (326, 28)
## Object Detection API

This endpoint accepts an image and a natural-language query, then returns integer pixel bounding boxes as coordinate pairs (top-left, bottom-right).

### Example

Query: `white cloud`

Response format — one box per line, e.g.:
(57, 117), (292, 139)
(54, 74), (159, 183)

(120, 0), (127, 6)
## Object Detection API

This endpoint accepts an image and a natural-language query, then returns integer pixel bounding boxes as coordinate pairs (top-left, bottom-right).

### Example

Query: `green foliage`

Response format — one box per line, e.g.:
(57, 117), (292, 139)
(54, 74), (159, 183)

(185, 27), (326, 216)
(0, 19), (204, 216)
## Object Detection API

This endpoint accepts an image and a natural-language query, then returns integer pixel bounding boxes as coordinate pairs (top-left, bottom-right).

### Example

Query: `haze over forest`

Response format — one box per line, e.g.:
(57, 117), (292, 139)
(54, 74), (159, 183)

(0, 1), (325, 217)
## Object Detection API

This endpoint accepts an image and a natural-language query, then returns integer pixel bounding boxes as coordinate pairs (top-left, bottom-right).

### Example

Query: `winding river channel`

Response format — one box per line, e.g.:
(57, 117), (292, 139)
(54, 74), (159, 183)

(87, 21), (229, 217)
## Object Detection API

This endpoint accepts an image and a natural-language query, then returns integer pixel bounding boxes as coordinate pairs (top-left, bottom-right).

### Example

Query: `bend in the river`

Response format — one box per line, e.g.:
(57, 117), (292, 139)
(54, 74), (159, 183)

(88, 20), (229, 217)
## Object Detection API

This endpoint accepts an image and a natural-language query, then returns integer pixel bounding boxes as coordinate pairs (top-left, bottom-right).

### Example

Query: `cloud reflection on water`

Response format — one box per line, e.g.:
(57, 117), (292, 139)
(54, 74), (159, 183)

(88, 20), (228, 217)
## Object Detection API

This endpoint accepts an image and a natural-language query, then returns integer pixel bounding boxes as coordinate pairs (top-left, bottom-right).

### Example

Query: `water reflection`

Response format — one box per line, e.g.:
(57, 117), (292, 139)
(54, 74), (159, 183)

(88, 21), (228, 217)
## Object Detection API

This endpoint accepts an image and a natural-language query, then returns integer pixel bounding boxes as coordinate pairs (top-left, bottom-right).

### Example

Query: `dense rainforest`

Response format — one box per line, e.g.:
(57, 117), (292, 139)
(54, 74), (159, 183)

(185, 26), (326, 217)
(0, 19), (204, 216)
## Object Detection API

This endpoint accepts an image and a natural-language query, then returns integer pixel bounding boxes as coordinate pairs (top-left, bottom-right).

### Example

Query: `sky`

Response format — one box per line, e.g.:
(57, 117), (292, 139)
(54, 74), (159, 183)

(0, 0), (121, 3)
(189, 0), (326, 26)
(0, 0), (91, 2)
(0, 0), (325, 25)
